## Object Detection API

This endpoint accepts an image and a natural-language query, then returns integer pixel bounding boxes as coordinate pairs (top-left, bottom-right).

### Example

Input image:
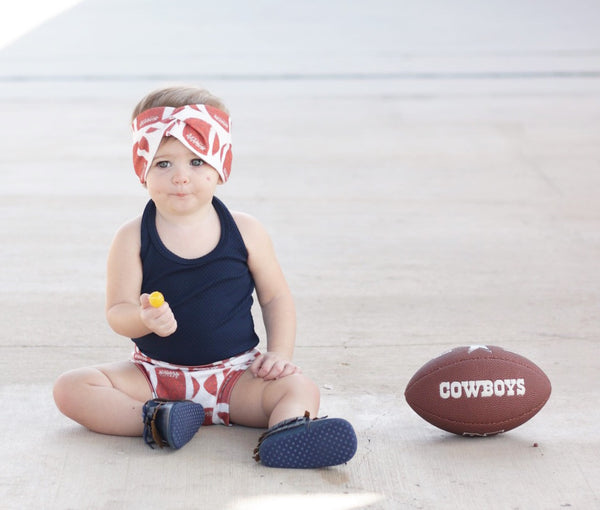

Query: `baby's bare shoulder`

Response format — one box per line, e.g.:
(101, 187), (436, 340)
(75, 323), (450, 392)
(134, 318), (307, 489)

(231, 210), (264, 233)
(231, 211), (272, 251)
(110, 216), (142, 251)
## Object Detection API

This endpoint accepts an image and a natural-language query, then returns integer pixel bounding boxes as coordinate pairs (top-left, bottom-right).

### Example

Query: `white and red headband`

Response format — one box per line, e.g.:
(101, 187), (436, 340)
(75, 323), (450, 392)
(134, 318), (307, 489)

(131, 104), (232, 183)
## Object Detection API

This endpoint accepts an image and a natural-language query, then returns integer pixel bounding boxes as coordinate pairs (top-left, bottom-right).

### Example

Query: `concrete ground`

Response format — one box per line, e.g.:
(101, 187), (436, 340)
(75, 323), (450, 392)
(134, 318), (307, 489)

(1, 1), (599, 509)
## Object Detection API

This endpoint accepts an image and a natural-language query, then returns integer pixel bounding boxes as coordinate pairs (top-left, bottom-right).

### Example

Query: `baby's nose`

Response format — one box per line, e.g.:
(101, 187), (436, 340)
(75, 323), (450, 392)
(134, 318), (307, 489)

(172, 167), (190, 183)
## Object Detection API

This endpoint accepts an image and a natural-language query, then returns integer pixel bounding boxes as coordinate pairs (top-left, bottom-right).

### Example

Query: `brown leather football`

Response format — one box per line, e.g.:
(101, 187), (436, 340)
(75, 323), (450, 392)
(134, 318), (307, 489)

(404, 345), (551, 436)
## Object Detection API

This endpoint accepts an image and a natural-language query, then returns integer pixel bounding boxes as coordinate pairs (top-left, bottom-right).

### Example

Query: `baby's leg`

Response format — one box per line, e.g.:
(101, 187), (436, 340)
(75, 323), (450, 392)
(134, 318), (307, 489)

(230, 370), (357, 468)
(229, 370), (320, 428)
(53, 361), (152, 436)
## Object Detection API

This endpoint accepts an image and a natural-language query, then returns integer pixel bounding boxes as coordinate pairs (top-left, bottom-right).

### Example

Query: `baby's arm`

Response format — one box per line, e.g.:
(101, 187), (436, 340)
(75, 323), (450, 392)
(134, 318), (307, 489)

(105, 218), (177, 338)
(233, 212), (301, 381)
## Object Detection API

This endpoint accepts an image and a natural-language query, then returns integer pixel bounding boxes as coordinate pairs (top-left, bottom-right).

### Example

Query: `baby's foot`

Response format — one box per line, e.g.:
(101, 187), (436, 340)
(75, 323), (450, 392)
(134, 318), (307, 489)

(142, 399), (204, 449)
(253, 412), (357, 468)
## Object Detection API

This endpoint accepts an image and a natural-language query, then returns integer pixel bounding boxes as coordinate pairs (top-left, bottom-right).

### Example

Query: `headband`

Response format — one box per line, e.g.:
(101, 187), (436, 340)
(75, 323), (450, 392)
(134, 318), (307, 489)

(131, 104), (232, 184)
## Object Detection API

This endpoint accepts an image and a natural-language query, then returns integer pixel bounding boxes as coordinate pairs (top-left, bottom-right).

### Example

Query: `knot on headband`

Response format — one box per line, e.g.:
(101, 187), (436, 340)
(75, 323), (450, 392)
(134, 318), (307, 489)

(132, 104), (232, 184)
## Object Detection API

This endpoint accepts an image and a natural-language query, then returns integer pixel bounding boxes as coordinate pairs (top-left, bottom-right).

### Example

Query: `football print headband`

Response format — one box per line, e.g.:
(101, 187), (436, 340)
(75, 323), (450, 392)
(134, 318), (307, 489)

(132, 104), (232, 183)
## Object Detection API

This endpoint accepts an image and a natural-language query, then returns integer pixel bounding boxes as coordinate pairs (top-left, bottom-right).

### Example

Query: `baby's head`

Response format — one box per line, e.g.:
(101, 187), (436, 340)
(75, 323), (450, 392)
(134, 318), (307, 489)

(131, 86), (232, 184)
(131, 86), (229, 120)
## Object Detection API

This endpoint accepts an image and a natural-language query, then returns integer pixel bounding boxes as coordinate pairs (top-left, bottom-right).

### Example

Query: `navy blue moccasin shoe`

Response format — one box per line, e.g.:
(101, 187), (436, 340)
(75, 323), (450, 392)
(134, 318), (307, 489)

(142, 399), (205, 450)
(253, 412), (357, 469)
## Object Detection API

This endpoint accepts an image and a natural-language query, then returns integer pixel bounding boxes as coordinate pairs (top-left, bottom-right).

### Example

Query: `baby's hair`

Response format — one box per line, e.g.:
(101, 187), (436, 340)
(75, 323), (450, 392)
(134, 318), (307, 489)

(131, 85), (229, 121)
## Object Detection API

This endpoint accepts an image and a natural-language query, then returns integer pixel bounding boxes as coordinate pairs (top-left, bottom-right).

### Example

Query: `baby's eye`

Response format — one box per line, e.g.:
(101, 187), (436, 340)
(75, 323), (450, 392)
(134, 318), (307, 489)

(155, 160), (171, 168)
(191, 158), (205, 167)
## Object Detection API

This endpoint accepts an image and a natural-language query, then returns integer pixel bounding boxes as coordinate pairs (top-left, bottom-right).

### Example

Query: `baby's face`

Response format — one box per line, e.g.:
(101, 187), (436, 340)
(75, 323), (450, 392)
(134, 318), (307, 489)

(145, 137), (220, 213)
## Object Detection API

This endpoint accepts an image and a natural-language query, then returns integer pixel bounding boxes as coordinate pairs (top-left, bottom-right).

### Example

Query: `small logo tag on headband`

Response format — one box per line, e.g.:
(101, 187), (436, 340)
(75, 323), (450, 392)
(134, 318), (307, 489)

(184, 131), (207, 152)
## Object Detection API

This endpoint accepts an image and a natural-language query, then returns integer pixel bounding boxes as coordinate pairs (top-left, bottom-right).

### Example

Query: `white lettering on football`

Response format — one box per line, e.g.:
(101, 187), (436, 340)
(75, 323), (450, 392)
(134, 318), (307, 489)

(439, 378), (526, 399)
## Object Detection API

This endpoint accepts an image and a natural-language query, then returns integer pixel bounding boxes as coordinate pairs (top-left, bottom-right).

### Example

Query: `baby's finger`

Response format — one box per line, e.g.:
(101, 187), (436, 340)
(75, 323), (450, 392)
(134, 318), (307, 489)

(257, 357), (277, 377)
(156, 318), (177, 337)
(271, 362), (300, 380)
(250, 355), (265, 377)
(140, 293), (151, 308)
(263, 360), (292, 380)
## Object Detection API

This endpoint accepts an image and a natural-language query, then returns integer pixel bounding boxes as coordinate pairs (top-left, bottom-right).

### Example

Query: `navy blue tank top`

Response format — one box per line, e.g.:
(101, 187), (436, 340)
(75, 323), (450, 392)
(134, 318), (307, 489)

(132, 197), (259, 365)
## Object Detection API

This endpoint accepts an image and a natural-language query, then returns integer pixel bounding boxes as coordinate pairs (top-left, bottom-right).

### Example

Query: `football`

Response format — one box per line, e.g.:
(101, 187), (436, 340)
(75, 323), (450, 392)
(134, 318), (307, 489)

(404, 345), (551, 436)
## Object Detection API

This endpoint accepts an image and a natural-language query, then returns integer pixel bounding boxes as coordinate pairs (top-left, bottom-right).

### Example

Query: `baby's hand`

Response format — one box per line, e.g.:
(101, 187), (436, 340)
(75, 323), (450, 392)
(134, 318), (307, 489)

(250, 352), (302, 381)
(139, 293), (177, 337)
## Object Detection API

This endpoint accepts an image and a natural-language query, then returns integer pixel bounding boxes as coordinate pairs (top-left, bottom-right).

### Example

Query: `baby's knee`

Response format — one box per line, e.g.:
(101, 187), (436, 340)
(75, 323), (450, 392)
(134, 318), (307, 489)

(53, 370), (77, 414)
(284, 373), (321, 403)
(52, 368), (97, 416)
(300, 374), (320, 400)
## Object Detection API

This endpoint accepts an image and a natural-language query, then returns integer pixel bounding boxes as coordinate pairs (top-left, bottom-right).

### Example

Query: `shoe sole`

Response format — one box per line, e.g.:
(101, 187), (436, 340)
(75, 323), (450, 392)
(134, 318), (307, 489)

(165, 402), (205, 449)
(259, 418), (357, 468)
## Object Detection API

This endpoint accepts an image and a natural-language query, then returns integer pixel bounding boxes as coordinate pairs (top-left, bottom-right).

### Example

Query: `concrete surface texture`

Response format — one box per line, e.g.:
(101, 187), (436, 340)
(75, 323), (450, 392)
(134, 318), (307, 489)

(1, 1), (599, 509)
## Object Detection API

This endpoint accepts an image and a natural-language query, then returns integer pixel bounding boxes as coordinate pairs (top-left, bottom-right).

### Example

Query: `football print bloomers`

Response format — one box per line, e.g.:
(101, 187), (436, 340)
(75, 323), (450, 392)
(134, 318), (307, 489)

(132, 346), (260, 426)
